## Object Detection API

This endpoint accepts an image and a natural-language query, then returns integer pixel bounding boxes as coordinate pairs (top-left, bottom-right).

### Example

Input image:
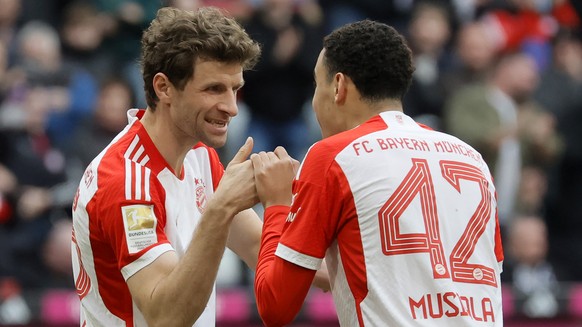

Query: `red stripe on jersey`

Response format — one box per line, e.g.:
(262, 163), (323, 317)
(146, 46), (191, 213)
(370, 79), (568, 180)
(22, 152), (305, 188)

(493, 196), (504, 263)
(86, 195), (135, 325)
(88, 130), (158, 324)
(72, 228), (91, 300)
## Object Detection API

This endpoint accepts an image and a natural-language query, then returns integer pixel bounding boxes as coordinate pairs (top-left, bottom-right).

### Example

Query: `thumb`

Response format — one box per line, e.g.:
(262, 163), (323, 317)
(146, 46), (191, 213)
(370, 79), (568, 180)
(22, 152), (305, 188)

(228, 137), (253, 166)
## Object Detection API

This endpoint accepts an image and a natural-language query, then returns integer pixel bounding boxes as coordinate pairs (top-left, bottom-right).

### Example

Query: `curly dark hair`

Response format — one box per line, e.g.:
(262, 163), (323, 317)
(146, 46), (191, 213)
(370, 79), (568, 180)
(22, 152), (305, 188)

(140, 7), (261, 110)
(323, 19), (414, 102)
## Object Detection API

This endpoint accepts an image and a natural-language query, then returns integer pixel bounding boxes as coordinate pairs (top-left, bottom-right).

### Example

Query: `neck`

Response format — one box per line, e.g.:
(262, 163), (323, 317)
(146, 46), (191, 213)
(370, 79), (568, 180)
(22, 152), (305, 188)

(140, 107), (193, 176)
(347, 98), (403, 130)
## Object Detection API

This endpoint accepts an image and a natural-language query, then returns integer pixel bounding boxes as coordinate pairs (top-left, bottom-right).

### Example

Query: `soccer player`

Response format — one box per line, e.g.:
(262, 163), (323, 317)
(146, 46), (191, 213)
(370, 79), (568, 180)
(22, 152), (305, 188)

(252, 19), (504, 326)
(70, 7), (329, 327)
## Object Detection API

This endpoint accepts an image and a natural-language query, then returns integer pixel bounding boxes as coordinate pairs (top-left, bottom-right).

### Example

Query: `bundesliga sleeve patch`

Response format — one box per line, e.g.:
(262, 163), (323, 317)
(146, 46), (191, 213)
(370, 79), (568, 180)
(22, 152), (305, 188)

(121, 204), (158, 254)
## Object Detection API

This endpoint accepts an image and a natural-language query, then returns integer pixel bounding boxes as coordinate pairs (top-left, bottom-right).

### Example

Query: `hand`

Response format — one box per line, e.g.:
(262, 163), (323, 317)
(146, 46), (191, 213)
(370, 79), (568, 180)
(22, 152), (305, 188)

(273, 27), (302, 65)
(17, 187), (52, 220)
(212, 137), (259, 216)
(251, 146), (299, 208)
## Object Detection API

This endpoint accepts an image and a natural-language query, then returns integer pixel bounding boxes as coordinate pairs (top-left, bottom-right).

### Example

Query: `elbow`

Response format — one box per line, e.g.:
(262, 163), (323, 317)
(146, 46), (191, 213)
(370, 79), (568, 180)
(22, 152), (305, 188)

(257, 305), (295, 327)
(255, 285), (297, 327)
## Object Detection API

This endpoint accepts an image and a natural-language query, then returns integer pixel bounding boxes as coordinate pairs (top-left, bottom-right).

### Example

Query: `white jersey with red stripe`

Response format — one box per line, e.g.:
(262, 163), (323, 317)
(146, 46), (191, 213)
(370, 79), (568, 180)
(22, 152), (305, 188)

(276, 111), (504, 326)
(71, 109), (224, 327)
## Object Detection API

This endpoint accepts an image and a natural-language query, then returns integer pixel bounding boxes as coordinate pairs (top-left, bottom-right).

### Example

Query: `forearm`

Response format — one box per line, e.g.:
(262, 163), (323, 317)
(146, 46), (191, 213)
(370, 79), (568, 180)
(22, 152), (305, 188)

(227, 208), (263, 270)
(254, 206), (315, 326)
(145, 205), (235, 326)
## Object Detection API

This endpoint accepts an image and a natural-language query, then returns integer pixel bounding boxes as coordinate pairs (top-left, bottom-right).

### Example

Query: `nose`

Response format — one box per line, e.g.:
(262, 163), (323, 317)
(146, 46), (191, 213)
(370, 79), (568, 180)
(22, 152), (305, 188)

(220, 91), (238, 117)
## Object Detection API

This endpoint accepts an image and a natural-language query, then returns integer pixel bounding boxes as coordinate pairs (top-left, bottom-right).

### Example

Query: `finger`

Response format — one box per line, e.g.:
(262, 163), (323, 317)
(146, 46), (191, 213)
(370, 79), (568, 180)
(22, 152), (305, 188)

(250, 153), (263, 172)
(274, 146), (298, 171)
(258, 151), (270, 163)
(266, 151), (278, 163)
(229, 137), (253, 166)
(274, 146), (290, 160)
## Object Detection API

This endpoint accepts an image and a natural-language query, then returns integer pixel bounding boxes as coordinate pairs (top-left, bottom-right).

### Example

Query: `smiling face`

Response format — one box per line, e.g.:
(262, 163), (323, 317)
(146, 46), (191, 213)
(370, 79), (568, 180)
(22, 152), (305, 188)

(170, 58), (244, 148)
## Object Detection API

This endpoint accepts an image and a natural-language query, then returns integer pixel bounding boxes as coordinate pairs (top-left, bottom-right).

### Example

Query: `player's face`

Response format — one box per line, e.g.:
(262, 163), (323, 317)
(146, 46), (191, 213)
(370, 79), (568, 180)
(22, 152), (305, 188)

(170, 59), (244, 148)
(312, 50), (338, 138)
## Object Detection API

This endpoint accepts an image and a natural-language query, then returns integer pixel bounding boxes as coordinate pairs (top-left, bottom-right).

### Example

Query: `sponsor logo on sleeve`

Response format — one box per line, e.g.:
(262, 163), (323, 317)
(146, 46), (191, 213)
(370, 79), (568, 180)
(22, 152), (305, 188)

(122, 204), (158, 254)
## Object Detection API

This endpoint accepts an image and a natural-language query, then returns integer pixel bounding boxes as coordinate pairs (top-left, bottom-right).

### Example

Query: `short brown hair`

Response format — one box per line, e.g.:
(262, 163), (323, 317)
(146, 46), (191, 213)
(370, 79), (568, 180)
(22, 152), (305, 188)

(140, 7), (261, 110)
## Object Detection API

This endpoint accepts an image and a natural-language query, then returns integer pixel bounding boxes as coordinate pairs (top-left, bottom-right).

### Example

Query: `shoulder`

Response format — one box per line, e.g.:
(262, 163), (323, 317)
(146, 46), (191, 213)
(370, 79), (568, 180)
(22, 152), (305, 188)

(190, 143), (224, 169)
(93, 128), (163, 202)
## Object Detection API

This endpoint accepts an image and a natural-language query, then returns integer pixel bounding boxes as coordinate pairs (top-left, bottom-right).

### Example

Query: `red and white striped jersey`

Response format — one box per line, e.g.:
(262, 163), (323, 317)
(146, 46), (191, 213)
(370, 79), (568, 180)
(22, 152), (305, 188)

(71, 109), (224, 327)
(276, 111), (504, 326)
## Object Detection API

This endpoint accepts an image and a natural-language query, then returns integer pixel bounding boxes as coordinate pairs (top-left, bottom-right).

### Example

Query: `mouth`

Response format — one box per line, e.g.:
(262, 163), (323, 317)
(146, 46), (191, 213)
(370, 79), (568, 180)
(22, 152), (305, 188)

(207, 119), (228, 128)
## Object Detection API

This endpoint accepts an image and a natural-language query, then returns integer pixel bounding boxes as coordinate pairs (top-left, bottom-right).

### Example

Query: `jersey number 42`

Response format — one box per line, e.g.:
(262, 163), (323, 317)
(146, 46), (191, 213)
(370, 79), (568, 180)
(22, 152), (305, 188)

(378, 158), (497, 287)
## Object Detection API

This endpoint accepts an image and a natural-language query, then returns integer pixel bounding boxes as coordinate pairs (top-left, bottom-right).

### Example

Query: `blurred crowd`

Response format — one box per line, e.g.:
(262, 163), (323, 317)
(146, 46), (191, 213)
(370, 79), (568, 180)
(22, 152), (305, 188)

(0, 0), (581, 321)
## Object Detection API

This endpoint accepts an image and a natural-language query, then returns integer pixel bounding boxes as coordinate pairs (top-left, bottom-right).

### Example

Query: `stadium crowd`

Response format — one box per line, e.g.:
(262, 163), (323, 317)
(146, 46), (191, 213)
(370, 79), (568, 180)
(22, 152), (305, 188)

(0, 0), (581, 324)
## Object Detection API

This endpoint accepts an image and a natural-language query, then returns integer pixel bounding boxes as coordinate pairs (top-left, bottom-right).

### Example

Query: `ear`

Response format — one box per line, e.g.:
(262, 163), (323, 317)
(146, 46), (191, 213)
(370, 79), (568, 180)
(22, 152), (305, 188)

(153, 72), (172, 104)
(334, 73), (348, 105)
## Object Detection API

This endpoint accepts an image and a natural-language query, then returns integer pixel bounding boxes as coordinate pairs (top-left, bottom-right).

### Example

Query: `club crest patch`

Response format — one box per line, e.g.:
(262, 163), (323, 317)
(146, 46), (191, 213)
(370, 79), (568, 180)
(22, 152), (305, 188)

(194, 178), (207, 213)
(122, 204), (158, 254)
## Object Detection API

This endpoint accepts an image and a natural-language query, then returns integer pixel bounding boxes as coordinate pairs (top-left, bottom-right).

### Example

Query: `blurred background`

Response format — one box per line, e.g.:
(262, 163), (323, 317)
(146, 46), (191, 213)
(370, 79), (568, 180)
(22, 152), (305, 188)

(0, 0), (581, 326)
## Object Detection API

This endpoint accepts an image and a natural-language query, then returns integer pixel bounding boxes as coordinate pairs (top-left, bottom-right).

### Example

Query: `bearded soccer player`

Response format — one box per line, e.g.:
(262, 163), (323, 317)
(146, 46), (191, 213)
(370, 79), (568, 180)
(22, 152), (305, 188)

(71, 7), (330, 327)
(252, 20), (504, 326)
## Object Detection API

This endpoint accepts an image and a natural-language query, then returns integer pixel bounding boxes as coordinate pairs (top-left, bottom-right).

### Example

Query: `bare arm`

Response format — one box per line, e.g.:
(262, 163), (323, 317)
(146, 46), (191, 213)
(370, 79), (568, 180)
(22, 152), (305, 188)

(126, 138), (259, 327)
(228, 208), (262, 269)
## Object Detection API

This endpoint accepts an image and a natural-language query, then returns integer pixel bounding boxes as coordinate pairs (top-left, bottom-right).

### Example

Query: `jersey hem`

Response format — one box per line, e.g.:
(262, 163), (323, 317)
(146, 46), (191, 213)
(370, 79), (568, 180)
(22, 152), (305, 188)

(275, 243), (322, 270)
(121, 243), (174, 280)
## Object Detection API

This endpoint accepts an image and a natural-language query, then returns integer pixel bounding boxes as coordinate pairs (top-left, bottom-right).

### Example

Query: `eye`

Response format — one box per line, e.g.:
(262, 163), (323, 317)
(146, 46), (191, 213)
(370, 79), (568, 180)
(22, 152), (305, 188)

(206, 84), (225, 93)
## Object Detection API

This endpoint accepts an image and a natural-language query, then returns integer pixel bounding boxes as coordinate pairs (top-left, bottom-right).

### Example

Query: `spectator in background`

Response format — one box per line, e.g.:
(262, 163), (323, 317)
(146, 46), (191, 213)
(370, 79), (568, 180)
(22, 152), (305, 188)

(516, 165), (549, 215)
(91, 0), (162, 109)
(240, 0), (324, 160)
(91, 0), (159, 66)
(0, 0), (22, 65)
(403, 0), (454, 129)
(535, 28), (582, 280)
(319, 0), (412, 33)
(15, 21), (98, 150)
(67, 76), (135, 168)
(0, 42), (23, 106)
(444, 53), (562, 225)
(0, 76), (76, 288)
(60, 1), (114, 82)
(503, 215), (565, 318)
(0, 163), (17, 274)
(480, 0), (580, 70)
(441, 21), (498, 101)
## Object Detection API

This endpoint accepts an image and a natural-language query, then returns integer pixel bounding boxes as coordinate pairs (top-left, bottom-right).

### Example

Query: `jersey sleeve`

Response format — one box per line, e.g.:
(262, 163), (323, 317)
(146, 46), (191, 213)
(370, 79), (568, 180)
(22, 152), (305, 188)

(254, 206), (317, 327)
(275, 146), (348, 269)
(94, 165), (173, 281)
